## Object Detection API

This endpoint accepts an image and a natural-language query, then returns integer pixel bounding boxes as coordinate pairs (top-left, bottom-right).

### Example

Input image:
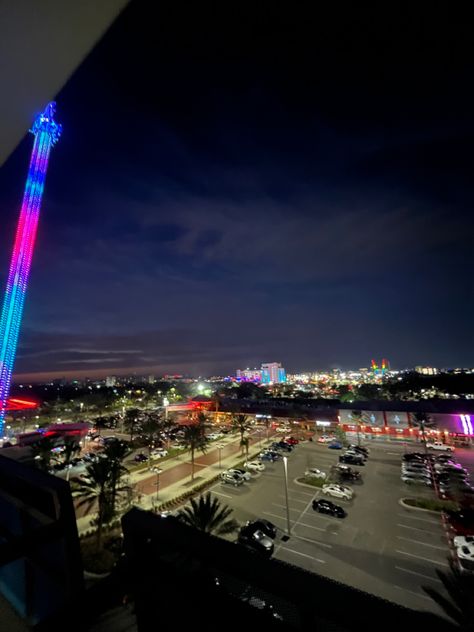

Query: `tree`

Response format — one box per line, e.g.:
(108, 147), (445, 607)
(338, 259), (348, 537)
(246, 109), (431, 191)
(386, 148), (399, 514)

(62, 436), (81, 466)
(423, 559), (474, 630)
(73, 459), (115, 550)
(123, 408), (141, 442)
(351, 411), (363, 446)
(31, 437), (57, 472)
(177, 492), (239, 535)
(231, 414), (252, 455)
(410, 412), (434, 452)
(139, 412), (165, 454)
(102, 439), (131, 514)
(182, 414), (209, 481)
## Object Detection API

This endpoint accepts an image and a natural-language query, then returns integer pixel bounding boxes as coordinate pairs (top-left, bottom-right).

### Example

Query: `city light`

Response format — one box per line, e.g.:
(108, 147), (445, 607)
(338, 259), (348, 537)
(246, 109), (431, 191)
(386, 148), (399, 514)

(0, 103), (61, 434)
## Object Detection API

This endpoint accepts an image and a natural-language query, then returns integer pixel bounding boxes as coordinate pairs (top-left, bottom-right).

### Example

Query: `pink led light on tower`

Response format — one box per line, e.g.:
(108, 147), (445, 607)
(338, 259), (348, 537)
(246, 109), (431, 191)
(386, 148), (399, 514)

(0, 103), (61, 435)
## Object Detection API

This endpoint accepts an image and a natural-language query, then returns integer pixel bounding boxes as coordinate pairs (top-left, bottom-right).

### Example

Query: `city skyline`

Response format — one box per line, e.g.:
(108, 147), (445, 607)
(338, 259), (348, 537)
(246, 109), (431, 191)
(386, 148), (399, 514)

(0, 4), (473, 378)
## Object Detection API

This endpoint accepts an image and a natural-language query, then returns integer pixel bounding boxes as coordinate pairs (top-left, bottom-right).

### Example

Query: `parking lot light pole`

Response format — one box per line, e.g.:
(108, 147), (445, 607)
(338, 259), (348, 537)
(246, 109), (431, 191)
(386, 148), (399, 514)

(283, 456), (291, 536)
(217, 444), (224, 469)
(150, 467), (162, 501)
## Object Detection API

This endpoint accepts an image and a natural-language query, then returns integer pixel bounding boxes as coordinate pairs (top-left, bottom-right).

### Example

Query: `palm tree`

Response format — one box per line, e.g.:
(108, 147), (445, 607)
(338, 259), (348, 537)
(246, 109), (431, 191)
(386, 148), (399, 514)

(410, 411), (433, 453)
(62, 436), (80, 467)
(140, 413), (164, 455)
(102, 439), (131, 513)
(177, 492), (239, 535)
(31, 436), (57, 472)
(423, 558), (474, 629)
(351, 411), (363, 446)
(182, 416), (208, 481)
(231, 414), (252, 454)
(73, 459), (114, 550)
(123, 408), (140, 442)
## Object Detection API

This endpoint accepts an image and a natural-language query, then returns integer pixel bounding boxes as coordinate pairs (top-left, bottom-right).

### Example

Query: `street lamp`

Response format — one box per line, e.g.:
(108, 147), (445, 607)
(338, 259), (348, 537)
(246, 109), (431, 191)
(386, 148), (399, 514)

(163, 397), (169, 420)
(217, 444), (224, 469)
(150, 466), (163, 501)
(282, 456), (291, 536)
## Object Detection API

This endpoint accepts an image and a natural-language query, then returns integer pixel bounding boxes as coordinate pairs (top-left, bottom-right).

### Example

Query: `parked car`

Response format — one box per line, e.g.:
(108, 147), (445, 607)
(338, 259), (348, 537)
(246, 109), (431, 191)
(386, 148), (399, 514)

(345, 449), (367, 461)
(134, 453), (148, 463)
(305, 468), (327, 479)
(401, 472), (432, 486)
(244, 460), (265, 472)
(318, 435), (335, 444)
(238, 527), (274, 556)
(348, 445), (369, 457)
(402, 465), (431, 476)
(150, 448), (168, 459)
(259, 451), (278, 462)
(312, 498), (346, 518)
(322, 484), (353, 500)
(226, 468), (252, 481)
(339, 454), (364, 466)
(207, 432), (224, 441)
(284, 437), (299, 445)
(261, 450), (282, 461)
(426, 441), (454, 452)
(453, 535), (474, 547)
(244, 519), (277, 539)
(402, 452), (426, 462)
(445, 510), (474, 534)
(338, 469), (361, 483)
(328, 441), (343, 450)
(457, 544), (474, 562)
(276, 441), (293, 452)
(221, 472), (245, 487)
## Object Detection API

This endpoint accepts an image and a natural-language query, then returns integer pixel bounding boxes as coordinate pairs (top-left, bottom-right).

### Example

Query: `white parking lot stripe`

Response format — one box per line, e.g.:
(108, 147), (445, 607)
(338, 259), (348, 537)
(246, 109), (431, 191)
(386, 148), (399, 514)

(279, 547), (326, 564)
(272, 502), (303, 512)
(397, 514), (440, 526)
(397, 536), (447, 551)
(291, 533), (333, 549)
(280, 495), (307, 504)
(397, 523), (431, 533)
(387, 452), (401, 456)
(396, 550), (449, 567)
(210, 490), (233, 499)
(262, 512), (327, 532)
(393, 585), (432, 601)
(395, 566), (443, 584)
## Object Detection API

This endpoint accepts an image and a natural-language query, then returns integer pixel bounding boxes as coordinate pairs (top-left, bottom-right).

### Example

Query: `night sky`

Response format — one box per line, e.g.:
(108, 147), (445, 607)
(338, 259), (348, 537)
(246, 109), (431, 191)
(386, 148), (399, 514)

(1, 3), (473, 380)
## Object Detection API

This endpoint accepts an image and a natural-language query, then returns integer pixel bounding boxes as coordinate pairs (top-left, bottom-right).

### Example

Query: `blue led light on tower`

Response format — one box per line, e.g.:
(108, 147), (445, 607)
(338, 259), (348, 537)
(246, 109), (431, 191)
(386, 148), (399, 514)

(261, 362), (286, 384)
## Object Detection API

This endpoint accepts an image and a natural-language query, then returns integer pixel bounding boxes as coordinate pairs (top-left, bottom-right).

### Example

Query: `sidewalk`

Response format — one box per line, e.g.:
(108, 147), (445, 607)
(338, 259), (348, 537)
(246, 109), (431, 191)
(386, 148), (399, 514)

(76, 431), (275, 534)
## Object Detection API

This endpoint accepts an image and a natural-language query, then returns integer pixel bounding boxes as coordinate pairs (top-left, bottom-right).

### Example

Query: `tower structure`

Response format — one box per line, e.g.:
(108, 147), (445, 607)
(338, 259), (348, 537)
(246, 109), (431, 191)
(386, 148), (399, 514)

(0, 103), (61, 434)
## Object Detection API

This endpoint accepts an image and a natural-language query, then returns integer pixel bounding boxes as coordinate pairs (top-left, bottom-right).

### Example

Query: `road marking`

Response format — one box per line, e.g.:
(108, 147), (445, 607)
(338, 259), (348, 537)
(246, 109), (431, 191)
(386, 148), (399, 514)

(280, 495), (307, 504)
(291, 533), (333, 549)
(395, 550), (449, 567)
(287, 489), (314, 498)
(397, 523), (431, 533)
(211, 490), (233, 499)
(262, 512), (327, 532)
(397, 536), (447, 551)
(393, 585), (432, 601)
(272, 502), (302, 512)
(395, 566), (442, 584)
(387, 452), (401, 456)
(397, 514), (440, 526)
(278, 547), (326, 564)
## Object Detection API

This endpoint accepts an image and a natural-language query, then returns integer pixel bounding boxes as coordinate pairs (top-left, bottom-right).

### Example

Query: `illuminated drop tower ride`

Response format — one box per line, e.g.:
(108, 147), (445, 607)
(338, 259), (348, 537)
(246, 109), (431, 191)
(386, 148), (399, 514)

(0, 103), (61, 435)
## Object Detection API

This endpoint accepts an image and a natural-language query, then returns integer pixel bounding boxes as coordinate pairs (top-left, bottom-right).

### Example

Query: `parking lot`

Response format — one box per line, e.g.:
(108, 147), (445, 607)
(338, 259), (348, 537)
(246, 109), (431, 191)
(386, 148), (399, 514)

(208, 439), (451, 615)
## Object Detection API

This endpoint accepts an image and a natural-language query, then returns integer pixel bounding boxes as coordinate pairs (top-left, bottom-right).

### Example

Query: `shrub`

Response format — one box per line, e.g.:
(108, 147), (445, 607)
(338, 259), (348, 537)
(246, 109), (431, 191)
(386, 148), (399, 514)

(403, 497), (459, 512)
(298, 476), (325, 488)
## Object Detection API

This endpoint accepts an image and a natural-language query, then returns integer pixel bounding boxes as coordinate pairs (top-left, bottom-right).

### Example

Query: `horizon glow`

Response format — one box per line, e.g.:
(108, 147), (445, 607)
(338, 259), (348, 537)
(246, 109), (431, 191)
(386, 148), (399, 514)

(0, 103), (61, 435)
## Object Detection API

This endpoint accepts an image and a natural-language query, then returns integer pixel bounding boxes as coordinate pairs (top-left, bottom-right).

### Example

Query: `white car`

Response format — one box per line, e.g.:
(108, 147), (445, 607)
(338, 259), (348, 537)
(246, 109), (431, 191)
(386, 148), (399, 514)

(226, 468), (252, 481)
(454, 535), (474, 548)
(276, 426), (291, 433)
(150, 449), (168, 459)
(457, 544), (474, 562)
(244, 460), (265, 472)
(317, 435), (335, 444)
(426, 441), (453, 452)
(305, 468), (327, 479)
(322, 484), (353, 500)
(207, 432), (223, 441)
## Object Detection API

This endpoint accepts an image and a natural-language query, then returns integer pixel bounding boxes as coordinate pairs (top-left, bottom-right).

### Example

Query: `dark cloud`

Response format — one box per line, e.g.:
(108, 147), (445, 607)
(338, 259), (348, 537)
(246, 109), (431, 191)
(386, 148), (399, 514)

(1, 3), (473, 379)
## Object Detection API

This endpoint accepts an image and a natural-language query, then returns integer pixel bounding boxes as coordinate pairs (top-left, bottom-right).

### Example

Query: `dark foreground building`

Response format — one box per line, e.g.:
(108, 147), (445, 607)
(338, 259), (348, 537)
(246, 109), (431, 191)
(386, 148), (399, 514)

(121, 508), (454, 632)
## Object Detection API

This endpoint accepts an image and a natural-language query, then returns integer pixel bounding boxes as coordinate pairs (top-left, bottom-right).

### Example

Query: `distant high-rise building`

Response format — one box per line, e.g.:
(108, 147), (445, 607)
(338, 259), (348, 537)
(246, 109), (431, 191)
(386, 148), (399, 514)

(105, 376), (116, 387)
(236, 368), (261, 382)
(415, 366), (438, 375)
(148, 375), (156, 384)
(261, 362), (286, 384)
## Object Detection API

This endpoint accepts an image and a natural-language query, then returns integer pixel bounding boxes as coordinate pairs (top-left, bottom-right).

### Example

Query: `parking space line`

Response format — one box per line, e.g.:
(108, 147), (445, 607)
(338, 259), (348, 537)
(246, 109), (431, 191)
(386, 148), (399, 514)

(272, 502), (303, 512)
(262, 511), (328, 532)
(211, 490), (233, 499)
(395, 567), (442, 584)
(278, 547), (326, 564)
(396, 550), (449, 567)
(291, 532), (333, 549)
(287, 489), (314, 497)
(397, 536), (447, 551)
(397, 523), (433, 533)
(280, 495), (308, 504)
(397, 514), (440, 526)
(393, 585), (432, 601)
